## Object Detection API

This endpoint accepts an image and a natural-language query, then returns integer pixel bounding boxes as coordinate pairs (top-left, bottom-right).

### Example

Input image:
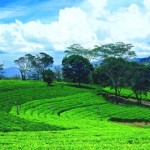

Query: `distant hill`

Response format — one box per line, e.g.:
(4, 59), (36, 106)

(3, 65), (60, 78)
(129, 58), (141, 62)
(140, 56), (150, 65)
(3, 67), (21, 77)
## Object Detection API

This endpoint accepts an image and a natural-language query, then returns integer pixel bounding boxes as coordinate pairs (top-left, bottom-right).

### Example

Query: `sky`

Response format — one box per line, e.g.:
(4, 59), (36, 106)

(0, 0), (150, 67)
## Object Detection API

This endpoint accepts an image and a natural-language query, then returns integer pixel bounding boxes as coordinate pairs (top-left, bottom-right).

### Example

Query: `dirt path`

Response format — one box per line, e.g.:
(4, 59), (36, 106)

(116, 121), (150, 127)
(106, 94), (150, 107)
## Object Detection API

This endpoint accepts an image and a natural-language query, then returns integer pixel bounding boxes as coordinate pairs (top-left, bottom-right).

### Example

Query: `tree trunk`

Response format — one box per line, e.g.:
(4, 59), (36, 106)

(79, 81), (81, 86)
(115, 87), (118, 98)
(22, 75), (26, 80)
(135, 92), (141, 104)
(114, 87), (119, 103)
(78, 75), (81, 86)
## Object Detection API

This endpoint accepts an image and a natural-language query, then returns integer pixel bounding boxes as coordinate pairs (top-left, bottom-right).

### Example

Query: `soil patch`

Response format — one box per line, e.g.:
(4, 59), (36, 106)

(106, 94), (150, 107)
(115, 121), (150, 127)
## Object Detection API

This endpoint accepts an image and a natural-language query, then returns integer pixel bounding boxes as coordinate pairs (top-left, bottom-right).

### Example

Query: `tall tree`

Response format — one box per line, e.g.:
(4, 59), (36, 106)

(93, 42), (135, 60)
(92, 42), (136, 100)
(97, 57), (129, 99)
(127, 62), (150, 104)
(32, 52), (54, 80)
(0, 64), (4, 79)
(62, 55), (94, 86)
(65, 44), (94, 60)
(14, 54), (34, 80)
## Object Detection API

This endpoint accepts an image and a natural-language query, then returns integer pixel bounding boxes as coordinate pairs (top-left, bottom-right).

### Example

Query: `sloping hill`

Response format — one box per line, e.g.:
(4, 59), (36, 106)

(0, 80), (150, 150)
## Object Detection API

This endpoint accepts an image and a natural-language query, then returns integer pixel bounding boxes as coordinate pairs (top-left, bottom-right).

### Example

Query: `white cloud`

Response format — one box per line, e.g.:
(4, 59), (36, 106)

(108, 4), (150, 41)
(48, 7), (98, 49)
(0, 21), (44, 53)
(0, 0), (150, 59)
(143, 0), (150, 10)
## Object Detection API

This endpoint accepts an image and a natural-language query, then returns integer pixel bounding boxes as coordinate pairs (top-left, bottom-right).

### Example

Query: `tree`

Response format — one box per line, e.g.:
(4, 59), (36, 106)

(127, 62), (150, 104)
(92, 42), (136, 100)
(14, 54), (34, 80)
(32, 52), (54, 80)
(65, 44), (94, 60)
(53, 66), (62, 81)
(93, 42), (135, 60)
(93, 65), (110, 87)
(0, 64), (4, 79)
(95, 57), (129, 100)
(62, 55), (94, 86)
(43, 69), (55, 85)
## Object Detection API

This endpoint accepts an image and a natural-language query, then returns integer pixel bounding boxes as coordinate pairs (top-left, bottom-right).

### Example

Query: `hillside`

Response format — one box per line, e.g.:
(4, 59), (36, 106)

(0, 80), (150, 149)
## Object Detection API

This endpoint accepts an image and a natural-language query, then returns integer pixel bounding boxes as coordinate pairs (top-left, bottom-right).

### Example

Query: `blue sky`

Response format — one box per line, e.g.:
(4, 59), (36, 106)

(0, 0), (150, 67)
(0, 0), (82, 23)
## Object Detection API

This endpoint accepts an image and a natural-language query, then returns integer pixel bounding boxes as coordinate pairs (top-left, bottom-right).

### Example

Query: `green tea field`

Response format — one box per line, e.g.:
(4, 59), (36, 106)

(0, 80), (150, 150)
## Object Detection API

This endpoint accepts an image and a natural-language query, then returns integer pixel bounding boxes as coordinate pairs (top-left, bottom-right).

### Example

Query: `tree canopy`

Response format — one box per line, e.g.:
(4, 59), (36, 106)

(93, 42), (135, 60)
(62, 55), (94, 86)
(14, 54), (34, 80)
(32, 52), (54, 80)
(43, 69), (55, 85)
(65, 44), (94, 60)
(14, 52), (53, 80)
(127, 62), (150, 103)
(94, 57), (129, 99)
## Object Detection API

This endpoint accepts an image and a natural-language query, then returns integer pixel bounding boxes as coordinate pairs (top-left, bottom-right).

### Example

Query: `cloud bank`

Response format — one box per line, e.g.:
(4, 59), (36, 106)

(0, 0), (150, 59)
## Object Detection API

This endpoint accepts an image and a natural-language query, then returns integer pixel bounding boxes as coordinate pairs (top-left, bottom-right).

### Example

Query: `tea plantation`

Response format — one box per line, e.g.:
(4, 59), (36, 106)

(0, 80), (150, 149)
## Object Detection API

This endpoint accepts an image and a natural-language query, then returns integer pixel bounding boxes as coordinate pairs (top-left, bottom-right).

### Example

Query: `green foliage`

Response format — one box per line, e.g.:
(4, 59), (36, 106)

(14, 54), (34, 80)
(0, 80), (93, 112)
(14, 52), (54, 80)
(31, 52), (54, 80)
(62, 55), (94, 86)
(95, 58), (129, 99)
(43, 69), (55, 85)
(65, 44), (94, 60)
(126, 62), (150, 103)
(53, 66), (62, 81)
(93, 42), (135, 60)
(93, 65), (110, 86)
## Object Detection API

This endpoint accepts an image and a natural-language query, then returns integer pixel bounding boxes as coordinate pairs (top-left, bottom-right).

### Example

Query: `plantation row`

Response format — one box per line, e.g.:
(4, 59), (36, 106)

(0, 81), (95, 112)
(10, 93), (104, 129)
(10, 92), (150, 130)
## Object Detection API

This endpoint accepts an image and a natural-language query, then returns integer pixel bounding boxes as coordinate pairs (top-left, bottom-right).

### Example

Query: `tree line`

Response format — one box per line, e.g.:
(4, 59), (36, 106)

(0, 42), (150, 103)
(64, 42), (150, 104)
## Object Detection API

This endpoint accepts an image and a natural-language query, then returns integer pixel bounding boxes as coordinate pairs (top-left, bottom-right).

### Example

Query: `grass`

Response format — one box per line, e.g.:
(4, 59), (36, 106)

(0, 80), (150, 149)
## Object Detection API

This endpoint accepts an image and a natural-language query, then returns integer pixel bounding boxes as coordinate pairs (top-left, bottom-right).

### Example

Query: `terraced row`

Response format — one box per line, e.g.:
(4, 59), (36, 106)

(0, 82), (95, 112)
(63, 102), (150, 122)
(10, 92), (150, 130)
(10, 93), (106, 129)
